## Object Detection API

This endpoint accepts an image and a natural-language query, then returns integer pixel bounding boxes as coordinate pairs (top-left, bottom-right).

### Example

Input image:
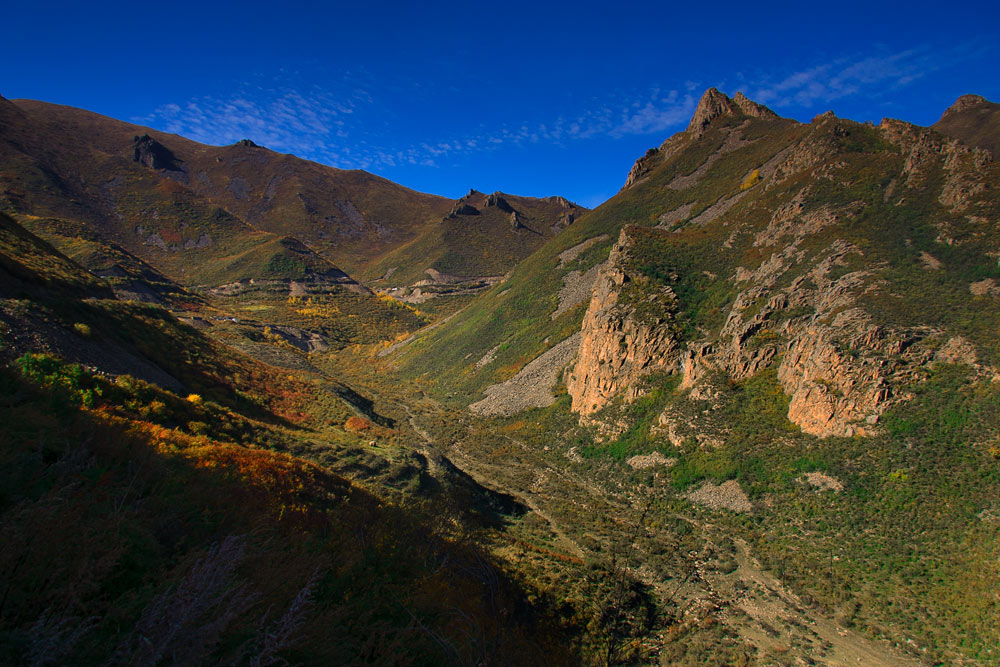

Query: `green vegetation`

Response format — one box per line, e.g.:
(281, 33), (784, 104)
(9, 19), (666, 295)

(4, 90), (1000, 664)
(0, 359), (576, 665)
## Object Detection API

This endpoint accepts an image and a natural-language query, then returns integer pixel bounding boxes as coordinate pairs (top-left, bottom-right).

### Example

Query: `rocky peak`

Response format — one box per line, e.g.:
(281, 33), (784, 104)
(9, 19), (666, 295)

(943, 94), (988, 116)
(687, 88), (738, 134)
(732, 92), (778, 120)
(234, 138), (259, 148)
(687, 88), (776, 136)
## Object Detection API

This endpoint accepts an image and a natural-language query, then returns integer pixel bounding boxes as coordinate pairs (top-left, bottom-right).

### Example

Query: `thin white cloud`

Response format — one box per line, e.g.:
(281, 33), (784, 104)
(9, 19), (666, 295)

(744, 44), (980, 110)
(134, 42), (986, 175)
(136, 84), (365, 165)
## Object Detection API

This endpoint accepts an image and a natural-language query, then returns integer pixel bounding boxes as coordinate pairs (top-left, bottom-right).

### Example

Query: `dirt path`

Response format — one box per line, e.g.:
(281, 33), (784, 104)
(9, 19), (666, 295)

(445, 443), (587, 559)
(723, 538), (919, 666)
(403, 397), (919, 666)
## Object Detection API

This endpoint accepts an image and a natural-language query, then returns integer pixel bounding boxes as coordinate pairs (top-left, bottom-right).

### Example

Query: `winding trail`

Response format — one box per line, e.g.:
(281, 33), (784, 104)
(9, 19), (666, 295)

(401, 396), (919, 666)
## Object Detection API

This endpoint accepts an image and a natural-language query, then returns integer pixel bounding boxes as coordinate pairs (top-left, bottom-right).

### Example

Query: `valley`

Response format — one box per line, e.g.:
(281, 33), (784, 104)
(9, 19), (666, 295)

(1, 88), (998, 665)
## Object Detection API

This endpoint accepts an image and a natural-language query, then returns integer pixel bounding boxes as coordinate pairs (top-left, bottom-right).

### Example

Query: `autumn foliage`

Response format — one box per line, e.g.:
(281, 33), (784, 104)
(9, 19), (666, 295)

(344, 415), (373, 432)
(0, 357), (577, 665)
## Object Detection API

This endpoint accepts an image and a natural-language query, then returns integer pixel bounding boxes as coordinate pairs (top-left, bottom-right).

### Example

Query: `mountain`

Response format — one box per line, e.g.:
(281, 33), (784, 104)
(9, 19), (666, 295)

(3, 85), (999, 664)
(1, 97), (582, 289)
(0, 208), (576, 666)
(6, 97), (453, 274)
(932, 93), (1000, 155)
(390, 88), (1000, 663)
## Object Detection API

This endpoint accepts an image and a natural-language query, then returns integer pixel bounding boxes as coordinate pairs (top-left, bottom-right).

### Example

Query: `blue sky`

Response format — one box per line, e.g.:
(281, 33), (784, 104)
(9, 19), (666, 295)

(4, 1), (998, 207)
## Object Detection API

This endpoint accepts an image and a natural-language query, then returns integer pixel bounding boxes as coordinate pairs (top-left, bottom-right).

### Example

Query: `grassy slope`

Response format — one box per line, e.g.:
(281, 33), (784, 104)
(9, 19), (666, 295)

(0, 357), (577, 666)
(0, 209), (579, 664)
(10, 98), (455, 276)
(393, 110), (1000, 661)
(395, 115), (806, 404)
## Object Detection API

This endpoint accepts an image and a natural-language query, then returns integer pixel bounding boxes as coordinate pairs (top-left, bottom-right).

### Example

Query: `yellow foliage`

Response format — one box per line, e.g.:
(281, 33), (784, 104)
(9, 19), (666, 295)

(740, 169), (761, 191)
(376, 291), (422, 316)
(186, 393), (204, 405)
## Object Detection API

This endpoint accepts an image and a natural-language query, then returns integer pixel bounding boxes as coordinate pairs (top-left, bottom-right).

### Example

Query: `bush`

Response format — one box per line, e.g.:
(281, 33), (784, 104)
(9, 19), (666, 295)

(344, 416), (373, 432)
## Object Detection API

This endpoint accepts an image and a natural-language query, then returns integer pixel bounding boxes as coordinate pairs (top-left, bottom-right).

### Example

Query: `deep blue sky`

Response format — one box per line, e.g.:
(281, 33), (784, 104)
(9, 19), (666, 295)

(4, 1), (998, 207)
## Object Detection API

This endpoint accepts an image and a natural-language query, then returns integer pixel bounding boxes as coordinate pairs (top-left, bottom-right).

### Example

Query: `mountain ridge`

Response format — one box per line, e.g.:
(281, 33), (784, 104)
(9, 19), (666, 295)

(2, 86), (998, 664)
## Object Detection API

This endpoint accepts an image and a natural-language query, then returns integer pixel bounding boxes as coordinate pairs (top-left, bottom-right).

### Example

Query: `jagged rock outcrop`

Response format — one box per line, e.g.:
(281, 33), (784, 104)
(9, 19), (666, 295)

(567, 228), (682, 415)
(879, 117), (991, 212)
(686, 88), (778, 136)
(448, 203), (481, 217)
(624, 147), (659, 188)
(733, 92), (778, 120)
(565, 91), (998, 440)
(679, 227), (915, 437)
(554, 211), (575, 229)
(484, 192), (515, 213)
(132, 134), (181, 171)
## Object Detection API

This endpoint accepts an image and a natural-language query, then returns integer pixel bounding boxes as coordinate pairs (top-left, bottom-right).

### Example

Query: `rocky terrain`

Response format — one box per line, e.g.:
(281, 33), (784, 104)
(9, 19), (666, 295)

(394, 87), (1000, 664)
(2, 86), (998, 665)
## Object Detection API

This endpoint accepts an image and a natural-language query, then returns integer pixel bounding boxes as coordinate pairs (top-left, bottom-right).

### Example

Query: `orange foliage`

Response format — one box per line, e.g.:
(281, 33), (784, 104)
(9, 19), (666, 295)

(344, 416), (373, 432)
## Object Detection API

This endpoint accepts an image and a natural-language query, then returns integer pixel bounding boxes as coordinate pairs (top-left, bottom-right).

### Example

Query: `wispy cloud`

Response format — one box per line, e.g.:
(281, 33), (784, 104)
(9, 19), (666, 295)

(136, 83), (368, 165)
(135, 42), (986, 175)
(136, 71), (702, 172)
(742, 43), (984, 110)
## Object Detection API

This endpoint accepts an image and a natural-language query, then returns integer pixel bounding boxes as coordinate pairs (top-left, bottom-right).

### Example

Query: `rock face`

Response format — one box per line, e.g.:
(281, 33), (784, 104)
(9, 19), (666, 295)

(624, 147), (659, 189)
(484, 192), (515, 213)
(567, 228), (682, 415)
(565, 94), (1000, 438)
(686, 88), (778, 136)
(449, 203), (481, 217)
(132, 134), (181, 171)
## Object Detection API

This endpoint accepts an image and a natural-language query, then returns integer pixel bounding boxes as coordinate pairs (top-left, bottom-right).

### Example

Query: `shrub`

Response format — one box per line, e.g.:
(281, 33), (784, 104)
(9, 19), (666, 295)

(740, 169), (761, 191)
(344, 416), (373, 432)
(72, 322), (92, 337)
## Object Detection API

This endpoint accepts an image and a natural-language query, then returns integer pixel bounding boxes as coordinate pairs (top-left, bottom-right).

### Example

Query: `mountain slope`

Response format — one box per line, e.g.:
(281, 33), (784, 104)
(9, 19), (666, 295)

(5, 98), (583, 283)
(388, 89), (1000, 663)
(9, 98), (455, 274)
(932, 93), (1000, 155)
